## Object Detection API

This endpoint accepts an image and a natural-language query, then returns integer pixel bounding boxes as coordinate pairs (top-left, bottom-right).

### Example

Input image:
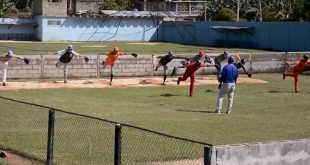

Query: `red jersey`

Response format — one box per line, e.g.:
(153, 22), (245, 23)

(105, 51), (124, 65)
(293, 60), (310, 73)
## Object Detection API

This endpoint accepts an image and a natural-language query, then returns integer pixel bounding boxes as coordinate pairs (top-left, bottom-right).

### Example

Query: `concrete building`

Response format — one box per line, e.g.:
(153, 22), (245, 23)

(136, 0), (206, 20)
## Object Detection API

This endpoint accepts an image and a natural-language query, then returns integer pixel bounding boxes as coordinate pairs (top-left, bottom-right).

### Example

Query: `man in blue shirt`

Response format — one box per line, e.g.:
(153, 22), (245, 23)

(215, 56), (239, 114)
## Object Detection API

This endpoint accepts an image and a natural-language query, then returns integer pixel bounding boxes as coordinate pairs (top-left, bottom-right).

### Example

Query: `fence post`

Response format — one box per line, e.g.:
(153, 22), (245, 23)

(40, 55), (44, 79)
(204, 145), (215, 165)
(46, 109), (55, 165)
(249, 52), (253, 74)
(114, 124), (122, 165)
(97, 55), (100, 78)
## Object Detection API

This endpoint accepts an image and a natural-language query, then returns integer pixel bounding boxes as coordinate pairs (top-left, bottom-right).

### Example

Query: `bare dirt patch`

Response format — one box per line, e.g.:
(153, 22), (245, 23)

(0, 77), (267, 90)
(0, 151), (38, 165)
(125, 42), (160, 45)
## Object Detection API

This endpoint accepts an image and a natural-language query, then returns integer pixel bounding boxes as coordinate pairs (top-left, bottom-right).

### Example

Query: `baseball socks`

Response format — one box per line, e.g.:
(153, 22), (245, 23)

(109, 74), (113, 85)
(162, 75), (167, 85)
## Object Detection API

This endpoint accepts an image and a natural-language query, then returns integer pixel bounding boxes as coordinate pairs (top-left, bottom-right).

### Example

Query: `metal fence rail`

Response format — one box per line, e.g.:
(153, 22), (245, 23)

(0, 96), (211, 165)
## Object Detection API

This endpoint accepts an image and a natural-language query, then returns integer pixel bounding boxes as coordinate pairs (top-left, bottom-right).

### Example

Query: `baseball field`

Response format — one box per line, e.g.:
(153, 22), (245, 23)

(0, 41), (309, 164)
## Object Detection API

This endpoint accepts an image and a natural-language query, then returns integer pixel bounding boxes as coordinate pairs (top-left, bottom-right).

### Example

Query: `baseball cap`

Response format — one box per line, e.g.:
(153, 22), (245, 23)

(67, 45), (73, 50)
(303, 55), (309, 60)
(228, 56), (235, 63)
(113, 47), (119, 52)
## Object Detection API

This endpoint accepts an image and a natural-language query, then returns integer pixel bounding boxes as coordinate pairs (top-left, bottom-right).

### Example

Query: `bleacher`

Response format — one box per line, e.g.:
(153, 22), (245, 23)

(0, 33), (34, 41)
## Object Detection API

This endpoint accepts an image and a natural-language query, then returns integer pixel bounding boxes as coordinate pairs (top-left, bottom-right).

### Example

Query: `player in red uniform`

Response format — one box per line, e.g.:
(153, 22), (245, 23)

(283, 55), (310, 93)
(177, 60), (206, 97)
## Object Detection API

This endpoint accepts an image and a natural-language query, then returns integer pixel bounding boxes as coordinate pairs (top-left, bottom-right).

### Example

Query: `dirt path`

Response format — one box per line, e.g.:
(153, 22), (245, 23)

(0, 76), (267, 90)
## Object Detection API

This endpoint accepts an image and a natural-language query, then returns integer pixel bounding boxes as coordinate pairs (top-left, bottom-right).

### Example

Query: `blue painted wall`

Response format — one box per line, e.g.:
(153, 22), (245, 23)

(36, 16), (161, 41)
(1, 17), (310, 51)
(161, 21), (310, 51)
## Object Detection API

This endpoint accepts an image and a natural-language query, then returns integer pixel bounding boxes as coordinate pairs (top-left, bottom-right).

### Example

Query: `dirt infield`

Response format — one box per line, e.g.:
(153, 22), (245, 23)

(0, 77), (267, 90)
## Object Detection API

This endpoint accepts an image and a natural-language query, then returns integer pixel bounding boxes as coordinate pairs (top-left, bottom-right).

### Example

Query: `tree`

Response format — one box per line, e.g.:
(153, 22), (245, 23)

(99, 0), (132, 10)
(0, 0), (14, 17)
(291, 0), (310, 21)
(214, 8), (236, 21)
(203, 0), (300, 22)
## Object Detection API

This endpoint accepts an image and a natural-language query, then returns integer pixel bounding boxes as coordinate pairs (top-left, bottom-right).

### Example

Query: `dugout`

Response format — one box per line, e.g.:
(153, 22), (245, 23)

(210, 26), (256, 49)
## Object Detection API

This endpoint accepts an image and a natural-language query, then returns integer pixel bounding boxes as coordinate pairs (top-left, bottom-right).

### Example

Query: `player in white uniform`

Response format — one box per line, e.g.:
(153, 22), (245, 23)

(50, 45), (88, 83)
(0, 50), (29, 86)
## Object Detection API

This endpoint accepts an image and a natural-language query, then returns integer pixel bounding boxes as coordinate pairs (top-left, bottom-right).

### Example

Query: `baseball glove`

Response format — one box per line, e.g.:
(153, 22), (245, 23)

(247, 73), (252, 78)
(24, 58), (30, 64)
(84, 57), (89, 63)
(131, 53), (138, 58)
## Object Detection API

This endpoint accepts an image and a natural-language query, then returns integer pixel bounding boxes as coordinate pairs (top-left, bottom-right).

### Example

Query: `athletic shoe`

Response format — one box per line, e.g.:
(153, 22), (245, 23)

(215, 110), (220, 114)
(226, 110), (231, 114)
(64, 80), (67, 83)
(2, 82), (6, 86)
(282, 73), (285, 80)
(177, 78), (180, 85)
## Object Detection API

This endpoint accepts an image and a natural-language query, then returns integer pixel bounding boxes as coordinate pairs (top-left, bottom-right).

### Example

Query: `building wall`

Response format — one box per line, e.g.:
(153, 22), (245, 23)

(41, 0), (68, 16)
(162, 21), (310, 52)
(37, 16), (161, 41)
(75, 2), (100, 14)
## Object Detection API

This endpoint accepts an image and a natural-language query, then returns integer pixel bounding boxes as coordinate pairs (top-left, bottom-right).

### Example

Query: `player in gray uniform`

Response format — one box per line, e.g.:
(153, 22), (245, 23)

(0, 50), (30, 86)
(190, 51), (214, 66)
(214, 51), (229, 78)
(155, 51), (188, 85)
(50, 45), (88, 83)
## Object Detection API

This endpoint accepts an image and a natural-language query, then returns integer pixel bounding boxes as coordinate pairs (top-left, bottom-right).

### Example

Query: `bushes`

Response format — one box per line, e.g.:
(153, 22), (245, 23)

(213, 8), (236, 21)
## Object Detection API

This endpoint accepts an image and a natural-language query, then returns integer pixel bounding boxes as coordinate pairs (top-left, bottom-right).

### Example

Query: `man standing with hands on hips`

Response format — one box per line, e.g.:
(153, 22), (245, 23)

(215, 56), (239, 114)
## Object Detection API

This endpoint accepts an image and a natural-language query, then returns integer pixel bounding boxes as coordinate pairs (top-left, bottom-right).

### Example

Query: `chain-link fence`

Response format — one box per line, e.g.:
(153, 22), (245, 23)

(0, 96), (211, 165)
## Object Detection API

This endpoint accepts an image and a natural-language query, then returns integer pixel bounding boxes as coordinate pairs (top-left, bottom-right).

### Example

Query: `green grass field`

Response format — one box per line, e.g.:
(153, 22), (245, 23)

(1, 74), (309, 145)
(0, 41), (307, 164)
(0, 74), (310, 164)
(0, 41), (271, 55)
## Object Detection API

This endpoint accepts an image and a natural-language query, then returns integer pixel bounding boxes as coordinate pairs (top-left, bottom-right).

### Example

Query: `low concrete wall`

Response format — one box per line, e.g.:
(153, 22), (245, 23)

(1, 52), (309, 80)
(205, 139), (310, 165)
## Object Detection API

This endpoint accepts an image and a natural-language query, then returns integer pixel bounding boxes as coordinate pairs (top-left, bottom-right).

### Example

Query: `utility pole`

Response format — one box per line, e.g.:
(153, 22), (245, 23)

(204, 0), (207, 21)
(259, 0), (263, 22)
(236, 0), (240, 22)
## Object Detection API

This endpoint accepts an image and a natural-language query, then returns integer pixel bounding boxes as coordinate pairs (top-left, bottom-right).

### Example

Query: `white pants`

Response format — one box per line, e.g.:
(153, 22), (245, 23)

(56, 61), (69, 81)
(2, 61), (8, 83)
(155, 62), (168, 75)
(216, 83), (236, 112)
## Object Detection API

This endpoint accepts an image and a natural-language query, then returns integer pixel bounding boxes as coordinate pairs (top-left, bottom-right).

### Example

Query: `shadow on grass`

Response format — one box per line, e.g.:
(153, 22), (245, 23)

(176, 109), (215, 114)
(205, 89), (217, 93)
(255, 90), (296, 94)
(160, 93), (180, 97)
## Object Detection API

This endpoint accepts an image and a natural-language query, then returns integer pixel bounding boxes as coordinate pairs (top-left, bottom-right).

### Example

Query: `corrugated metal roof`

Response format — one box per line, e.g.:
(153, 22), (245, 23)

(98, 10), (183, 18)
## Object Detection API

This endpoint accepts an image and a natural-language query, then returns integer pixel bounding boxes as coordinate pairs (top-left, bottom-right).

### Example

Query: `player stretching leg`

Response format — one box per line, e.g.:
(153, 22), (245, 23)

(50, 45), (89, 83)
(177, 60), (206, 97)
(99, 47), (137, 85)
(283, 55), (310, 93)
(155, 51), (188, 85)
(0, 50), (30, 86)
